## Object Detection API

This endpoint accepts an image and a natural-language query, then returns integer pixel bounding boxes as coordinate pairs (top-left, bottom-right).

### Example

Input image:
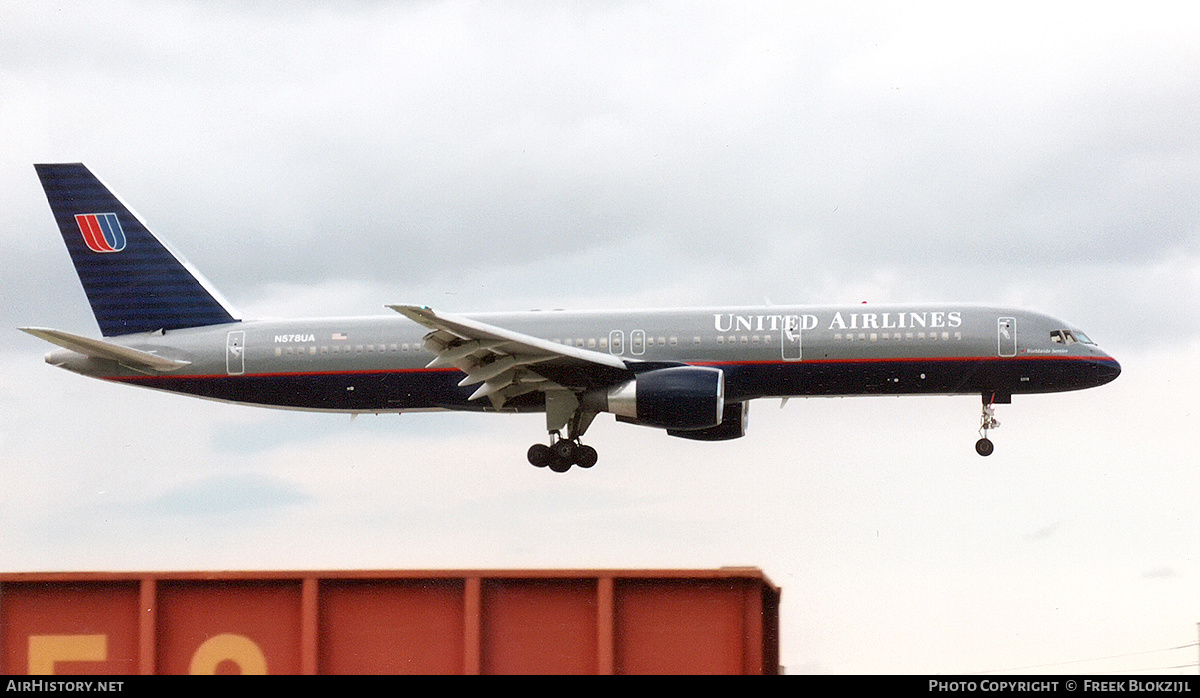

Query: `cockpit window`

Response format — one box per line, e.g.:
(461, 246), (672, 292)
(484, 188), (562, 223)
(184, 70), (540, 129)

(1050, 329), (1095, 345)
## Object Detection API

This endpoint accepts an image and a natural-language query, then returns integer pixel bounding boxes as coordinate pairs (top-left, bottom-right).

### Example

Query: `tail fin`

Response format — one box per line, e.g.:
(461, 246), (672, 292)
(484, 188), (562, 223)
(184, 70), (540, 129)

(35, 163), (240, 336)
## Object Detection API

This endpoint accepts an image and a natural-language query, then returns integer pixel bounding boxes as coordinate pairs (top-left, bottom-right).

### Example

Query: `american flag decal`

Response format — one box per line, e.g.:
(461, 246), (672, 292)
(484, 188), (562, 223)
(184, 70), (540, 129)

(75, 213), (126, 253)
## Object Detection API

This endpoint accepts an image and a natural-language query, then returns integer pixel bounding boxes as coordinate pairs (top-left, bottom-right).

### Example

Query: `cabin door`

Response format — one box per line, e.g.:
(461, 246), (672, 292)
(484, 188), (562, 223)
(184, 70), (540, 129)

(782, 315), (802, 361)
(226, 330), (246, 375)
(997, 317), (1016, 357)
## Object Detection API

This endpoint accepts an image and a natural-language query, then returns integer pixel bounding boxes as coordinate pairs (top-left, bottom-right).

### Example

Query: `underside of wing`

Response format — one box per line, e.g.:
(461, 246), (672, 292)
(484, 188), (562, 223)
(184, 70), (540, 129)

(388, 305), (632, 409)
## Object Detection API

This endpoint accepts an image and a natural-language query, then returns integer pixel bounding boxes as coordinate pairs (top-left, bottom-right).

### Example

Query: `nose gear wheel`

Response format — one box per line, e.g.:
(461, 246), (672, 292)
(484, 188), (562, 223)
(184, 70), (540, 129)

(976, 395), (1001, 457)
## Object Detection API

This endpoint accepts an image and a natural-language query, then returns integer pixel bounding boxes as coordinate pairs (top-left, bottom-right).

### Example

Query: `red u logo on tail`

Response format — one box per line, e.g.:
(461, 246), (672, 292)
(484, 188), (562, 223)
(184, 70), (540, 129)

(75, 213), (126, 253)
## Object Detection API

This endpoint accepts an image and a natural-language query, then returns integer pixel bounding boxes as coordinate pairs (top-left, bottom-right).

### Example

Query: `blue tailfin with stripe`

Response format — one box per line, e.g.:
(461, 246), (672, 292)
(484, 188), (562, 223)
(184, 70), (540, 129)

(35, 163), (240, 337)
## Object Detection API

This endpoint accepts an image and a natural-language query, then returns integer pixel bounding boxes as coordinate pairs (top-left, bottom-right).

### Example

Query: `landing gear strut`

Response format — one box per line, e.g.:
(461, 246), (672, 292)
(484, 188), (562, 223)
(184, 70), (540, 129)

(976, 394), (1001, 457)
(528, 390), (599, 472)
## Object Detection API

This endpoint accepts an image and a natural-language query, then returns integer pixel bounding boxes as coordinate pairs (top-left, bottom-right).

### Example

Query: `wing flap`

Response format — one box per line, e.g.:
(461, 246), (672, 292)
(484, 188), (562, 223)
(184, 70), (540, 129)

(390, 305), (627, 370)
(388, 305), (631, 408)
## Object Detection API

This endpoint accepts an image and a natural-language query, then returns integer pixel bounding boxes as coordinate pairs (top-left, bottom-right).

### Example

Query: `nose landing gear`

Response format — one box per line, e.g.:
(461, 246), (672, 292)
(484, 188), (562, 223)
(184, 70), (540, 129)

(976, 393), (1002, 456)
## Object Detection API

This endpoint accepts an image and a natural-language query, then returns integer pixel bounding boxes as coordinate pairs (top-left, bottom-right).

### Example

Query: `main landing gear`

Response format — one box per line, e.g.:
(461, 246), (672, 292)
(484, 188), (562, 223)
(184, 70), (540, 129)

(975, 393), (1002, 457)
(528, 390), (599, 473)
(527, 433), (598, 472)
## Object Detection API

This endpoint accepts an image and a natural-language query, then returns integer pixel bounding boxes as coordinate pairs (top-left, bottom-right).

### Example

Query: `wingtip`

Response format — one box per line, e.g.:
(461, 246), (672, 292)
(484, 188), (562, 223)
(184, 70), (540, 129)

(388, 304), (437, 322)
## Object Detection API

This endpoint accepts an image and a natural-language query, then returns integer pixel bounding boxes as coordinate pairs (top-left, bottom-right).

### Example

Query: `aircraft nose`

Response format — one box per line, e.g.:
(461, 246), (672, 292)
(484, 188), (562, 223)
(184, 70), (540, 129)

(1093, 355), (1121, 385)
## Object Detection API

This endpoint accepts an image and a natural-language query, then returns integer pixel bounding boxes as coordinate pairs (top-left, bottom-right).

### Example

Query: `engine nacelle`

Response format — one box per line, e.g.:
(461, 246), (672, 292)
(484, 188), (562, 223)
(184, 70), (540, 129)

(593, 366), (725, 431)
(668, 401), (748, 441)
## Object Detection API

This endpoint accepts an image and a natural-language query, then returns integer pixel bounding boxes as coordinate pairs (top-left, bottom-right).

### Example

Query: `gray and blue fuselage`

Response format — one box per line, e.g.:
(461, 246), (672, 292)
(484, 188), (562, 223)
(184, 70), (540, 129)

(45, 304), (1120, 413)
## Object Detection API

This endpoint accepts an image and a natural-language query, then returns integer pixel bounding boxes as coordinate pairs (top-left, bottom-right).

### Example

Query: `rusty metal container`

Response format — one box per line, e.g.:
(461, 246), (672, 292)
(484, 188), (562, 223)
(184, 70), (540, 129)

(1, 568), (779, 674)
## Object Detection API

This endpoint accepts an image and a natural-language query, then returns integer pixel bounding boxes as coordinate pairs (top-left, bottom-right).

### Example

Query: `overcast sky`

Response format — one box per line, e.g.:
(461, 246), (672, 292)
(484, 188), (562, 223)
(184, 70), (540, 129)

(2, 1), (1198, 675)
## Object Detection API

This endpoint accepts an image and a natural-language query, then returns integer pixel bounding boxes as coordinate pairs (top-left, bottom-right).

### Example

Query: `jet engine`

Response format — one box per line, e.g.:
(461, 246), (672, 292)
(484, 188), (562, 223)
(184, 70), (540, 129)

(587, 365), (725, 431)
(668, 401), (749, 441)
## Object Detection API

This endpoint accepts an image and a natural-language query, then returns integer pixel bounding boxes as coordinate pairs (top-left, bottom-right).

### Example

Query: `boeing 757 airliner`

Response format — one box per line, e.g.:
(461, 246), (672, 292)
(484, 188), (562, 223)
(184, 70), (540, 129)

(22, 164), (1120, 472)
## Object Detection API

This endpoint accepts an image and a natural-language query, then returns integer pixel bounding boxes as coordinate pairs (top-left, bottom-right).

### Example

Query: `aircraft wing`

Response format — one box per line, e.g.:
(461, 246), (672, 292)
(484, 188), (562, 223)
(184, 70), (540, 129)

(19, 327), (192, 373)
(388, 305), (632, 408)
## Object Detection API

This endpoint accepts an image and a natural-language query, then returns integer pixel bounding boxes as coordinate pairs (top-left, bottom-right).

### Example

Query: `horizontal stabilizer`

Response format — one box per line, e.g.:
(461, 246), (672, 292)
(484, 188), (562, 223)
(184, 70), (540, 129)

(19, 327), (191, 373)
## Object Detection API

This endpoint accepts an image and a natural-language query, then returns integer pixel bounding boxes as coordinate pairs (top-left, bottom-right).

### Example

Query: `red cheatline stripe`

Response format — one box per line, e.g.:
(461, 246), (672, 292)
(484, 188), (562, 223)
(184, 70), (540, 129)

(103, 354), (1114, 383)
(694, 354), (1112, 367)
